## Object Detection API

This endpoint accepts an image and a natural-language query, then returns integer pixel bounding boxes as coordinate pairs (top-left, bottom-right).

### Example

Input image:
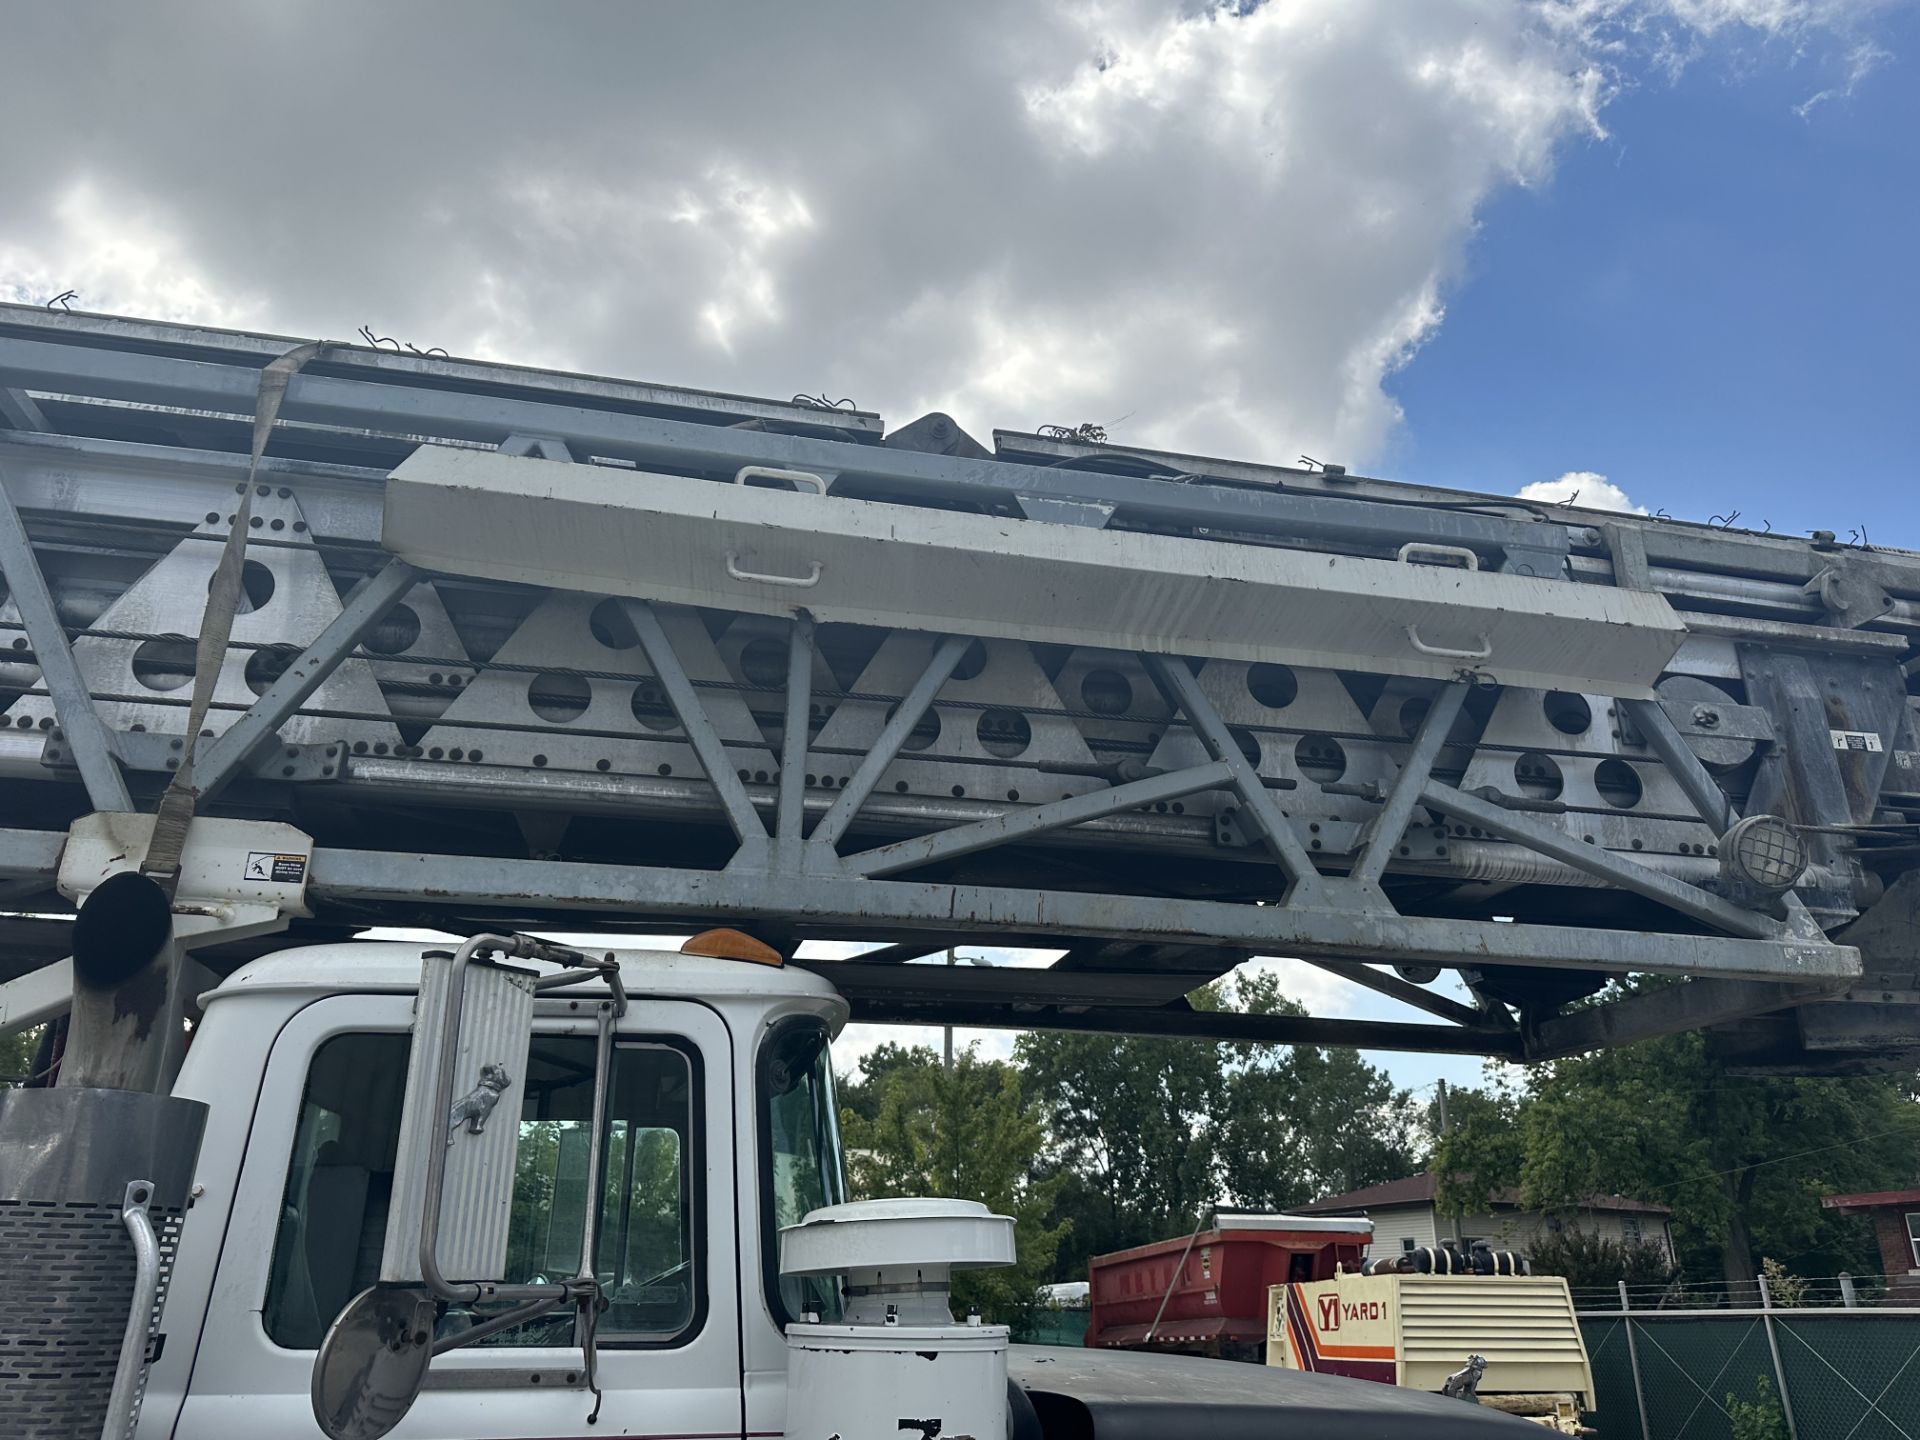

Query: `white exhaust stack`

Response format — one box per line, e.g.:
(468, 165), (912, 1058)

(779, 1198), (1016, 1440)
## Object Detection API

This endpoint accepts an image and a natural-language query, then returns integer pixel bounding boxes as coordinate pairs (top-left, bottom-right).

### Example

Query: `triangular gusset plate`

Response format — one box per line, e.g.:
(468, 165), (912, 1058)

(416, 595), (776, 779)
(1048, 647), (1172, 757)
(1144, 660), (1394, 823)
(1457, 685), (1701, 823)
(2, 488), (399, 750)
(344, 572), (476, 698)
(712, 612), (839, 756)
(809, 635), (1104, 804)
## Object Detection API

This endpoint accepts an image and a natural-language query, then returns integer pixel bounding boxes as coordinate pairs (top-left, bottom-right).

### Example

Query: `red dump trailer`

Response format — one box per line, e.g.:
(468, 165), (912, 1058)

(1085, 1213), (1373, 1360)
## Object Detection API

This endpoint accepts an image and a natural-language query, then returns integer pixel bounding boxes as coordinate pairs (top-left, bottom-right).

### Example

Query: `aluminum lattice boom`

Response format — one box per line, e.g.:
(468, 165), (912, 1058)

(2, 303), (1916, 1070)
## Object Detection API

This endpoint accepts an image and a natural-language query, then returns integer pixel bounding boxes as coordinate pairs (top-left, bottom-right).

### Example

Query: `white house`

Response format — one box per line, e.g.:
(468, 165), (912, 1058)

(1290, 1171), (1673, 1262)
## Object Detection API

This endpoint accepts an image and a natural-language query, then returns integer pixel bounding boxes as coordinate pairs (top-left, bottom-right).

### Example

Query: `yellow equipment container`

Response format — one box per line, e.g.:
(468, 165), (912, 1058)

(1268, 1271), (1594, 1424)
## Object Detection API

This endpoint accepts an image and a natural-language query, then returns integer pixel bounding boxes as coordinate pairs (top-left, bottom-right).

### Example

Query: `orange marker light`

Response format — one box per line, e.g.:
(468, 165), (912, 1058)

(680, 928), (784, 966)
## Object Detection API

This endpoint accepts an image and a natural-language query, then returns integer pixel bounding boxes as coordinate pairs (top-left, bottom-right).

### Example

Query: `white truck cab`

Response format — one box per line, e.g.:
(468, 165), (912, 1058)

(2, 930), (1546, 1440)
(143, 938), (847, 1440)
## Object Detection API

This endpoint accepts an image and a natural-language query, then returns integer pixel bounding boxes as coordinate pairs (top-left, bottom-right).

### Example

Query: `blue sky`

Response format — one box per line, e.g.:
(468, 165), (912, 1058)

(1390, 7), (1920, 540)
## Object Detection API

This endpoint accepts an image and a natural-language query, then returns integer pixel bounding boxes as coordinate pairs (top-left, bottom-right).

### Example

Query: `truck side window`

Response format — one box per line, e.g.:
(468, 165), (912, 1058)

(264, 1032), (702, 1350)
(264, 1033), (409, 1348)
(758, 1017), (847, 1326)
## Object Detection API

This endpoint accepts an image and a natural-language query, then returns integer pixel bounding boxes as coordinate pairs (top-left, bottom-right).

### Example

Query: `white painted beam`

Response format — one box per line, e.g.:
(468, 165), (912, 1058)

(0, 957), (72, 1035)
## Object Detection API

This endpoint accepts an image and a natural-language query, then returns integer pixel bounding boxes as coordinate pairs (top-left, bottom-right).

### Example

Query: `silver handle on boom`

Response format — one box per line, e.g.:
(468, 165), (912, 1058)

(725, 552), (824, 588)
(727, 467), (827, 587)
(735, 464), (828, 494)
(1405, 624), (1493, 661)
(1397, 541), (1480, 570)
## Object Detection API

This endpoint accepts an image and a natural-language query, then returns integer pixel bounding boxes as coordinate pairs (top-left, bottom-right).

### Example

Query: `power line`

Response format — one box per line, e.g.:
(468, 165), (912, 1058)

(1618, 1123), (1920, 1202)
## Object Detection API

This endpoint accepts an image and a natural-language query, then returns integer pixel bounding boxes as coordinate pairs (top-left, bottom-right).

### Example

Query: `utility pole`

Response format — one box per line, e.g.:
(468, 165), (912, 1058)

(1437, 1080), (1465, 1248)
(943, 948), (955, 1071)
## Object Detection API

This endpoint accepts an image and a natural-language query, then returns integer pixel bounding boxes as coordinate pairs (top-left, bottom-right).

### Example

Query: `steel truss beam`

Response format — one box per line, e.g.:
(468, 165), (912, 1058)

(1, 304), (1906, 1072)
(1622, 696), (1736, 835)
(14, 303), (1920, 613)
(193, 557), (419, 801)
(1353, 681), (1468, 886)
(270, 843), (1857, 983)
(0, 306), (883, 439)
(1142, 653), (1328, 903)
(8, 303), (1920, 642)
(842, 761), (1235, 878)
(774, 612), (813, 858)
(810, 634), (971, 855)
(3, 424), (1913, 646)
(1418, 781), (1778, 938)
(0, 331), (1570, 572)
(1296, 958), (1499, 1029)
(0, 958), (71, 1037)
(0, 464), (131, 811)
(1525, 977), (1844, 1059)
(0, 388), (47, 431)
(620, 598), (769, 857)
(837, 994), (1525, 1057)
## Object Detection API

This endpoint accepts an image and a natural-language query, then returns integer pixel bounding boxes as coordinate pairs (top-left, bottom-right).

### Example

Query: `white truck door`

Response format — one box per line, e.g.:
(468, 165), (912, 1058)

(172, 992), (743, 1439)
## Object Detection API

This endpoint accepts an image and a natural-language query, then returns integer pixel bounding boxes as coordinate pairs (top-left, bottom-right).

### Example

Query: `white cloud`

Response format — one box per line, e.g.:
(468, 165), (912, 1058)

(1795, 38), (1893, 115)
(0, 1), (1883, 471)
(1632, 0), (1892, 35)
(1554, 0), (1898, 86)
(1517, 470), (1649, 513)
(1228, 956), (1376, 1013)
(0, 180), (265, 328)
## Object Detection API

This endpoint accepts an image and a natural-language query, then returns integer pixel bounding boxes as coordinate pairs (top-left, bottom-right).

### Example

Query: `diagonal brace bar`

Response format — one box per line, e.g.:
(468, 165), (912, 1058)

(1296, 957), (1502, 1029)
(1418, 780), (1774, 938)
(1143, 653), (1327, 903)
(194, 558), (420, 803)
(775, 612), (813, 848)
(842, 994), (1525, 1057)
(297, 840), (1859, 979)
(0, 388), (48, 431)
(810, 634), (971, 854)
(621, 599), (769, 849)
(1622, 697), (1737, 835)
(1526, 976), (1838, 1059)
(0, 465), (131, 811)
(1353, 681), (1469, 886)
(844, 760), (1235, 878)
(0, 958), (73, 1037)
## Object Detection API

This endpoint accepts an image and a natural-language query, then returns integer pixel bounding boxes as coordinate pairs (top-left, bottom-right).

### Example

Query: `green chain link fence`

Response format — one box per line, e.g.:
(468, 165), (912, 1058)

(1025, 1306), (1091, 1348)
(1580, 1310), (1920, 1440)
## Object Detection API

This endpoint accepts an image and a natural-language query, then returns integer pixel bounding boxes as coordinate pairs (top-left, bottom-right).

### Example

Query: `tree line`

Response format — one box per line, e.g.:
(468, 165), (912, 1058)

(837, 971), (1920, 1326)
(1432, 982), (1920, 1291)
(838, 969), (1421, 1323)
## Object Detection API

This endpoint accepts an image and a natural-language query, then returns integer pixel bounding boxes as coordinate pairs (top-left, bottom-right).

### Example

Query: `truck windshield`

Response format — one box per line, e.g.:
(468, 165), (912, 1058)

(759, 1016), (847, 1324)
